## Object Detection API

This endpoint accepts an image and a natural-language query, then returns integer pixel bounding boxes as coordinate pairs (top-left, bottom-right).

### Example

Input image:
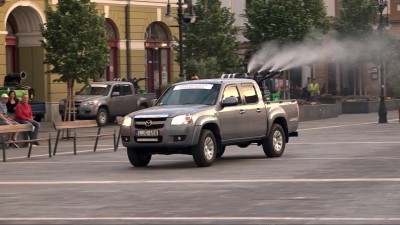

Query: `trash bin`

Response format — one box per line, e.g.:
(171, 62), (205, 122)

(270, 93), (281, 101)
(139, 89), (147, 94)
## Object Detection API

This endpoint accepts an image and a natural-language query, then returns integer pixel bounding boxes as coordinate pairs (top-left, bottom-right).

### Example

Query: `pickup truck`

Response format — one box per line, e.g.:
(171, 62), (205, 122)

(59, 81), (156, 126)
(120, 78), (299, 167)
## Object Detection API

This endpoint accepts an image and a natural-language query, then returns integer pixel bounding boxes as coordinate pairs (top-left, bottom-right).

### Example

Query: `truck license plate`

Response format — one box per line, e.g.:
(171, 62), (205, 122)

(135, 130), (159, 137)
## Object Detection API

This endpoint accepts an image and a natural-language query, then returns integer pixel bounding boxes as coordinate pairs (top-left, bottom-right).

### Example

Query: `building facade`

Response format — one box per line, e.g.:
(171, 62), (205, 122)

(0, 0), (181, 121)
(222, 0), (400, 98)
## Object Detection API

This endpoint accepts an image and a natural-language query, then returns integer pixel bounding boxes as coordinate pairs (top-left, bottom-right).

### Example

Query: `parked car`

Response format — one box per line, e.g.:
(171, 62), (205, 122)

(59, 81), (156, 126)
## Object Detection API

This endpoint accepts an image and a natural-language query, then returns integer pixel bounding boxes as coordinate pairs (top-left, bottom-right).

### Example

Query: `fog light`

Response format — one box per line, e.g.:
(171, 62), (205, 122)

(174, 135), (186, 142)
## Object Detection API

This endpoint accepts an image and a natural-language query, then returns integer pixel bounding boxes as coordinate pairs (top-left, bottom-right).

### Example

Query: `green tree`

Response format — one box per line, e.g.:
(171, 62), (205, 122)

(40, 0), (109, 121)
(334, 0), (376, 39)
(181, 0), (242, 78)
(244, 0), (330, 48)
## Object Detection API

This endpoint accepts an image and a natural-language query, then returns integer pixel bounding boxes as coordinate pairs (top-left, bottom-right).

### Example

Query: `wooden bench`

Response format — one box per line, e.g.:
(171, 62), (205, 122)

(0, 124), (52, 162)
(53, 120), (116, 155)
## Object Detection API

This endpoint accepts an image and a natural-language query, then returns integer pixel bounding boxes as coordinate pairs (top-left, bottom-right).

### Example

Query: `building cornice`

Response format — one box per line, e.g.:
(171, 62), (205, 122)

(51, 0), (176, 7)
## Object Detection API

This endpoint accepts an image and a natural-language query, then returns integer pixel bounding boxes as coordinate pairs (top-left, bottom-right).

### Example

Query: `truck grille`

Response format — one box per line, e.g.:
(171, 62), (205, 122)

(134, 117), (167, 129)
(74, 101), (81, 108)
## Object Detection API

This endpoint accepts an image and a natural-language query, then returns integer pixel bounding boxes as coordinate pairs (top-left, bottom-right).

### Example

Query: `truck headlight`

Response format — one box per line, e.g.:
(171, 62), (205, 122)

(122, 116), (132, 127)
(171, 115), (192, 125)
(82, 100), (97, 106)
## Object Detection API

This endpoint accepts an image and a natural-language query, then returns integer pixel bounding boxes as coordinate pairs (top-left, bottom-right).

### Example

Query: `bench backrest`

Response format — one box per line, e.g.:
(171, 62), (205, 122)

(53, 120), (98, 130)
(0, 124), (32, 134)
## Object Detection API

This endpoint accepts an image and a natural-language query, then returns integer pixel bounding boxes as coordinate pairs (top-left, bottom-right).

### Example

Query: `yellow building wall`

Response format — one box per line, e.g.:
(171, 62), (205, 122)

(0, 0), (178, 121)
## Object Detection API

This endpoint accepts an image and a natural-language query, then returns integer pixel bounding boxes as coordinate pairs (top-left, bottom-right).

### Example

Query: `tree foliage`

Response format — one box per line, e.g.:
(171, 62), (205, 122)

(40, 0), (109, 121)
(40, 0), (109, 83)
(180, 0), (242, 78)
(244, 0), (330, 48)
(334, 0), (376, 39)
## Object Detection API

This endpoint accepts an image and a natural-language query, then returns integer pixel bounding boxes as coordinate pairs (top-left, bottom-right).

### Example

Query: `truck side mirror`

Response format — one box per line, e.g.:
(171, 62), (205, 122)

(112, 92), (120, 97)
(221, 96), (238, 107)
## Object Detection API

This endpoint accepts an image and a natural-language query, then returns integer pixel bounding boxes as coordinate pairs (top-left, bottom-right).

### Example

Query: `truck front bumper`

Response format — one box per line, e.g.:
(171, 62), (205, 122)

(120, 118), (200, 148)
(59, 105), (98, 118)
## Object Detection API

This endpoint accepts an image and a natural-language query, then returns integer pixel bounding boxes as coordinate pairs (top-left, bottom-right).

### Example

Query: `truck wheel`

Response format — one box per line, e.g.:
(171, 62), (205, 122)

(192, 129), (216, 167)
(262, 124), (285, 157)
(127, 148), (152, 167)
(96, 108), (109, 127)
(216, 145), (225, 158)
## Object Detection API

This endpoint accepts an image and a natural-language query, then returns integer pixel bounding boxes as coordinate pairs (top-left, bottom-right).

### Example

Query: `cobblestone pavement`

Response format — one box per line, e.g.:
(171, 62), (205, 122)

(0, 111), (399, 224)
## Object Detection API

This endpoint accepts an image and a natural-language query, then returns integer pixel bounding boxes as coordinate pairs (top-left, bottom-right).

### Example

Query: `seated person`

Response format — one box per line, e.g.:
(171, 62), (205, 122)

(14, 94), (40, 146)
(0, 93), (19, 148)
(6, 90), (19, 119)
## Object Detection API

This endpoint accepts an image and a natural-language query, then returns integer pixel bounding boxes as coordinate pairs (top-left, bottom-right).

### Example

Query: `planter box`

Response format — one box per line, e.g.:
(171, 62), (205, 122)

(342, 99), (400, 114)
(299, 104), (341, 121)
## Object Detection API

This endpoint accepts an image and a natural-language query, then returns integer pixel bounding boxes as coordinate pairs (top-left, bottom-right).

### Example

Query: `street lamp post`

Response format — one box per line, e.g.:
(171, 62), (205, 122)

(165, 0), (196, 81)
(377, 0), (388, 123)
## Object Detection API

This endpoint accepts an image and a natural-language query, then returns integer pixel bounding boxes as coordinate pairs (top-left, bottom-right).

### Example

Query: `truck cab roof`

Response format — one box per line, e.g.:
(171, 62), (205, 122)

(176, 78), (256, 86)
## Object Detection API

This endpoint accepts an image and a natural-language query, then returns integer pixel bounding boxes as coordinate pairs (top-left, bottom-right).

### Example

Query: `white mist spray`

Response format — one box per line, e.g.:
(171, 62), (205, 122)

(247, 36), (387, 73)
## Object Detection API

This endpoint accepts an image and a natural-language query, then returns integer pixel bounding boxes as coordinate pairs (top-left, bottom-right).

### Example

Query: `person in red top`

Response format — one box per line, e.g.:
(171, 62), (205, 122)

(14, 94), (40, 146)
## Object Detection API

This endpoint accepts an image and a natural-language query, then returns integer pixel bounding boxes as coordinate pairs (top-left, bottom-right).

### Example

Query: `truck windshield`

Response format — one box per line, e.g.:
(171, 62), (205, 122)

(77, 84), (111, 96)
(158, 84), (221, 106)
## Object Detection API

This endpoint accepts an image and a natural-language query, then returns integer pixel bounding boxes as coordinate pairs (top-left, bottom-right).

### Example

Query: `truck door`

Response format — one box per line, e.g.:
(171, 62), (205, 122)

(218, 84), (246, 141)
(121, 84), (136, 115)
(239, 83), (267, 138)
(108, 84), (123, 116)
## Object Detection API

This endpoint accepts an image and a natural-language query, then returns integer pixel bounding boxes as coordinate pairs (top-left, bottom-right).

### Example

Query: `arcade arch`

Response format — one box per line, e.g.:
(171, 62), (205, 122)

(144, 22), (172, 96)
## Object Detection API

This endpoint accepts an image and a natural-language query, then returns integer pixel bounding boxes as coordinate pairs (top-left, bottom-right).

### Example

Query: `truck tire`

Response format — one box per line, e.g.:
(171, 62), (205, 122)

(127, 147), (152, 167)
(216, 145), (225, 158)
(262, 124), (285, 157)
(192, 129), (216, 167)
(96, 108), (109, 127)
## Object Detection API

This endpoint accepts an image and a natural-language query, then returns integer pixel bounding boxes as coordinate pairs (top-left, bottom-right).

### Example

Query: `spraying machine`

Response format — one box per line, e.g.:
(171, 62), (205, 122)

(221, 70), (282, 101)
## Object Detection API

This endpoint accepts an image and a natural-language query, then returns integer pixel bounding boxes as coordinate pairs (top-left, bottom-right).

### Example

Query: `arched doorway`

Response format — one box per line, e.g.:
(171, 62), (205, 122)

(144, 22), (172, 97)
(5, 5), (45, 101)
(102, 19), (119, 81)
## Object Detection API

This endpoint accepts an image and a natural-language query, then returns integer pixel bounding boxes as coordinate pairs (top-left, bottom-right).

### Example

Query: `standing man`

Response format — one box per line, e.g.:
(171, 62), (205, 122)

(0, 93), (19, 148)
(14, 94), (40, 146)
(309, 78), (320, 102)
(303, 77), (311, 101)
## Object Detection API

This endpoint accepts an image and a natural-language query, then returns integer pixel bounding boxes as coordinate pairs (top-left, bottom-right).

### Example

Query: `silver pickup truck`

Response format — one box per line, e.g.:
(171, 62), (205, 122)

(59, 81), (156, 126)
(120, 78), (299, 167)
